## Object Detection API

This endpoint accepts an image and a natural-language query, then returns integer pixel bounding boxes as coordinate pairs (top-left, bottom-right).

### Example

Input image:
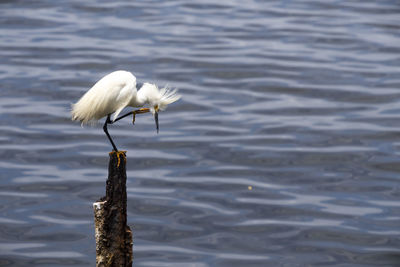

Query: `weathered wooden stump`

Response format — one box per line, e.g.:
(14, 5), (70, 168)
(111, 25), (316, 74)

(93, 151), (133, 267)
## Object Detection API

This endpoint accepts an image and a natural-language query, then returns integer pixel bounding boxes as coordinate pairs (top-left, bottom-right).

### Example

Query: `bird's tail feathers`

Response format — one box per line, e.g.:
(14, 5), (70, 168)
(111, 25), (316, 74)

(71, 102), (99, 126)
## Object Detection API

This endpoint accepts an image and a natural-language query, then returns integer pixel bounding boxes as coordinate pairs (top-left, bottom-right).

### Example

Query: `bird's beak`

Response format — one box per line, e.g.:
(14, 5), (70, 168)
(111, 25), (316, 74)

(154, 111), (159, 134)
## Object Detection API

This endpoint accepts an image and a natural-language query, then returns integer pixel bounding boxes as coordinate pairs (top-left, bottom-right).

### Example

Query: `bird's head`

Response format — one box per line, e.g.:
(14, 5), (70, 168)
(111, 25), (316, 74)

(139, 83), (181, 133)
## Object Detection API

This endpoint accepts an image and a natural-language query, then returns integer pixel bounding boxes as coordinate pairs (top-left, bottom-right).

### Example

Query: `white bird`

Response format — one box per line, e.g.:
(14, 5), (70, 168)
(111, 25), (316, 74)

(71, 70), (181, 151)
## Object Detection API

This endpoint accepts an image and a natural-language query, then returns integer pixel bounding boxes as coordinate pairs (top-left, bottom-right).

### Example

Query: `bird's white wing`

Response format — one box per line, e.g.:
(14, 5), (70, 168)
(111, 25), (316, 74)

(71, 71), (136, 124)
(111, 84), (136, 122)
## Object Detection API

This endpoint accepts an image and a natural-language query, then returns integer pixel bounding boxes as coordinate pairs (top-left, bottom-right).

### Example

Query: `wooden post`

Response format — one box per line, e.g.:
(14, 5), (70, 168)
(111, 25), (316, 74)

(93, 151), (133, 267)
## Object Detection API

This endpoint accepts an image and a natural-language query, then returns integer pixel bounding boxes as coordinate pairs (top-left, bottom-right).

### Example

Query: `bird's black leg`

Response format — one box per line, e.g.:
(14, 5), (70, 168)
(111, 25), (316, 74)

(113, 111), (134, 123)
(103, 114), (118, 152)
(103, 109), (150, 151)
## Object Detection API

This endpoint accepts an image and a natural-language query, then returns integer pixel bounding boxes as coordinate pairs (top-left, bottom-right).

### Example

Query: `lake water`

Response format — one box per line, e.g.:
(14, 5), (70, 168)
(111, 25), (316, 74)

(1, 1), (400, 266)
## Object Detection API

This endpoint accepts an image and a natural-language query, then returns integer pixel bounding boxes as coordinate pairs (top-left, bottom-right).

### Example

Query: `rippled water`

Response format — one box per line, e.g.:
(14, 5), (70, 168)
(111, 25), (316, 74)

(1, 1), (400, 266)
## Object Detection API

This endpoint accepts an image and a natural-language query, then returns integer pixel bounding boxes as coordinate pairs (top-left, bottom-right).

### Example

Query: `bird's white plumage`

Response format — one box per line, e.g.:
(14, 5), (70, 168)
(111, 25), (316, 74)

(72, 70), (136, 124)
(71, 70), (180, 124)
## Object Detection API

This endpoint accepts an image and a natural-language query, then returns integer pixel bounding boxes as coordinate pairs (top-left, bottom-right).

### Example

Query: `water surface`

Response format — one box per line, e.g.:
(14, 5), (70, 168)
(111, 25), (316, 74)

(1, 1), (400, 266)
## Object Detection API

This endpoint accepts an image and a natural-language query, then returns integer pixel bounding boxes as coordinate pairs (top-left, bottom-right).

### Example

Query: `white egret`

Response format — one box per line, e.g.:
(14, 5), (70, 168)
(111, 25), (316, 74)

(71, 70), (181, 151)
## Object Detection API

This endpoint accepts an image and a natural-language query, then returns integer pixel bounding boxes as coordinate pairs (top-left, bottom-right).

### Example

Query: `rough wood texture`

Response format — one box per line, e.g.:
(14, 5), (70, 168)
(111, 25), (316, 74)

(93, 151), (133, 267)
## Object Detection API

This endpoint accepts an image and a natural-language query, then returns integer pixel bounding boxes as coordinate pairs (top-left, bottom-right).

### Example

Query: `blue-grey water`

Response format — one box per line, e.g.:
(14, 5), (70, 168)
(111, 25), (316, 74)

(1, 1), (400, 266)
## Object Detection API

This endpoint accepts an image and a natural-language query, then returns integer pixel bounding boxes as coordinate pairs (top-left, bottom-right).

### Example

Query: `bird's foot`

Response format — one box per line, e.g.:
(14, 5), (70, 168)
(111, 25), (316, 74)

(132, 108), (150, 124)
(109, 150), (127, 167)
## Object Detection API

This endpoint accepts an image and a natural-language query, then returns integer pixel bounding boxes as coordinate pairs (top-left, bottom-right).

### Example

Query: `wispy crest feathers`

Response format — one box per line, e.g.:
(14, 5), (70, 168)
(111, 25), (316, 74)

(158, 86), (181, 111)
